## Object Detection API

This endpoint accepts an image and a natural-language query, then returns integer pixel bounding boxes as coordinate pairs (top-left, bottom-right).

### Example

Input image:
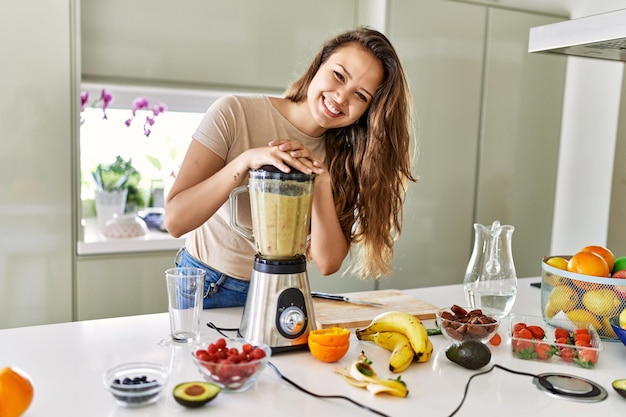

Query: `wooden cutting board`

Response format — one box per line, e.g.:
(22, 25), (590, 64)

(312, 289), (438, 329)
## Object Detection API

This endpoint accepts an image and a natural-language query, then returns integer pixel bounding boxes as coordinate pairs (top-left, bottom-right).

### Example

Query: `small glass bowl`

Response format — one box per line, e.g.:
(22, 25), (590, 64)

(191, 337), (271, 393)
(436, 306), (500, 343)
(103, 362), (169, 407)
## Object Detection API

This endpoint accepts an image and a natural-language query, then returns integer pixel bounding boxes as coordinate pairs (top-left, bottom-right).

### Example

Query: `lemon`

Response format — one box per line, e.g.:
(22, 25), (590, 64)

(599, 315), (617, 338)
(544, 257), (569, 286)
(546, 256), (569, 270)
(546, 285), (579, 316)
(566, 309), (603, 331)
(582, 288), (621, 317)
(620, 309), (626, 328)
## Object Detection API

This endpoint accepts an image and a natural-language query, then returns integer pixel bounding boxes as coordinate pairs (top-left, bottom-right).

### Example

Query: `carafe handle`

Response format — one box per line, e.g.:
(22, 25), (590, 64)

(229, 185), (254, 242)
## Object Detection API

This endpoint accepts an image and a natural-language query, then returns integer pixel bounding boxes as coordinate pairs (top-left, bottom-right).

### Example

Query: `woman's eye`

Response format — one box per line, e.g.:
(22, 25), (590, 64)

(356, 92), (367, 102)
(333, 71), (345, 82)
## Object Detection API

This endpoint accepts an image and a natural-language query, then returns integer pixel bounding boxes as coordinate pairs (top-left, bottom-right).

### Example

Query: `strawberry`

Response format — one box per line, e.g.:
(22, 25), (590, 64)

(533, 342), (556, 360)
(512, 322), (527, 333)
(526, 325), (545, 339)
(513, 340), (536, 359)
(575, 348), (598, 368)
(559, 347), (574, 363)
(554, 328), (570, 340)
(513, 328), (533, 340)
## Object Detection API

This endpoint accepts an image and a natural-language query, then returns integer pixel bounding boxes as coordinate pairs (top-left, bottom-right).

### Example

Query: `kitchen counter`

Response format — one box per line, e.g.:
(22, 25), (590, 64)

(1, 277), (624, 416)
(77, 217), (185, 255)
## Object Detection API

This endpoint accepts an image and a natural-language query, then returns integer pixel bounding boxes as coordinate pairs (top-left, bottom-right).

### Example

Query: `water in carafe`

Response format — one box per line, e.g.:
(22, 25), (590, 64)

(463, 221), (517, 318)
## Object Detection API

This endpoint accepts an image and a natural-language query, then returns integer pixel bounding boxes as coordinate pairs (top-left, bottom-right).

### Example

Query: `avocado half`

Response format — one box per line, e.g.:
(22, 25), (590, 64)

(173, 381), (221, 408)
(612, 379), (626, 399)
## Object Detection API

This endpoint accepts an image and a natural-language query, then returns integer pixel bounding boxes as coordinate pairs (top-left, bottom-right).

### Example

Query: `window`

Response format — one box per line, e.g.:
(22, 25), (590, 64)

(79, 84), (229, 217)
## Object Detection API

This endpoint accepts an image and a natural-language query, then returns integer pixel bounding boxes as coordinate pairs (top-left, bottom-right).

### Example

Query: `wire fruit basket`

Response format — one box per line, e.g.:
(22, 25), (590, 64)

(541, 256), (626, 341)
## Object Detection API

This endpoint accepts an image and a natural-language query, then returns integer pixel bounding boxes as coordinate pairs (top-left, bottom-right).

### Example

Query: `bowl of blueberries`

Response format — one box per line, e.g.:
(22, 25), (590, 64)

(103, 362), (169, 407)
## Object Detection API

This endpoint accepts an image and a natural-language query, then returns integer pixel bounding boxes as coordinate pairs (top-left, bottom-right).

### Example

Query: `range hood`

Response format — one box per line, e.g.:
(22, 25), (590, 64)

(528, 8), (626, 62)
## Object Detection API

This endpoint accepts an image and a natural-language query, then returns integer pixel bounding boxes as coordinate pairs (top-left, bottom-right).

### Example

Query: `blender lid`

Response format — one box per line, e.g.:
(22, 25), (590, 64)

(251, 165), (316, 182)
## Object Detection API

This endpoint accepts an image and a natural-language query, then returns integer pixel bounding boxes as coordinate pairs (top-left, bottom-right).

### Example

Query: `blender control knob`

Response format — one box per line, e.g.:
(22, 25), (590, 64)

(278, 306), (306, 337)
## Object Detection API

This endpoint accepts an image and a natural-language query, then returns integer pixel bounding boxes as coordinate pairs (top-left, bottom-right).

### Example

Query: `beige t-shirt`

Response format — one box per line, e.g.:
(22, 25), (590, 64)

(185, 95), (326, 280)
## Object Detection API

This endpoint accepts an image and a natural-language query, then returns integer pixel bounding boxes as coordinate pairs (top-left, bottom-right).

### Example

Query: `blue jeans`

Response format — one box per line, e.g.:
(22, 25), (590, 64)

(175, 247), (249, 309)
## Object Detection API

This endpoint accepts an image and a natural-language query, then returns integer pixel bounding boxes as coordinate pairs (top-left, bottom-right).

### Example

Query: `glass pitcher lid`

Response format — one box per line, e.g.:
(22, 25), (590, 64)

(250, 165), (315, 182)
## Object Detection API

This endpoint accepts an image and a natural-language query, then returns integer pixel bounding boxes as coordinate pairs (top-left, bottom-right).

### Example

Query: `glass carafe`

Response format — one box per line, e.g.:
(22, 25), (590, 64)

(463, 220), (517, 318)
(230, 166), (315, 260)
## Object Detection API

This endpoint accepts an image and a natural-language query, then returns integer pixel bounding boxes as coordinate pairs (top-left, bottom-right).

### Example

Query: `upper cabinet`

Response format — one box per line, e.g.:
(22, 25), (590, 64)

(475, 8), (566, 280)
(386, 0), (487, 288)
(382, 0), (566, 289)
(81, 0), (357, 91)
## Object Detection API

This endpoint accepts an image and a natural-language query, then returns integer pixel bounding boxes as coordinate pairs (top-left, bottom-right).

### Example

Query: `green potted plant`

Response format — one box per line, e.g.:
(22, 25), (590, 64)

(93, 156), (145, 229)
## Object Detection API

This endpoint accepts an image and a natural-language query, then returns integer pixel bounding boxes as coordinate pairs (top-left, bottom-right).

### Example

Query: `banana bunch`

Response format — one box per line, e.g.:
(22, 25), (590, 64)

(356, 311), (433, 373)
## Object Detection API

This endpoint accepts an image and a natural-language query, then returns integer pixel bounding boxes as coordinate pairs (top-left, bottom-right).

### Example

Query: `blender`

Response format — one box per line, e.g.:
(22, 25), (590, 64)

(229, 165), (317, 352)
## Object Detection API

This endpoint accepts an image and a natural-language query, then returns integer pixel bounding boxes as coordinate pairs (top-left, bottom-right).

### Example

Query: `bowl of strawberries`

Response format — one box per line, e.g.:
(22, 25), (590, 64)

(191, 337), (271, 392)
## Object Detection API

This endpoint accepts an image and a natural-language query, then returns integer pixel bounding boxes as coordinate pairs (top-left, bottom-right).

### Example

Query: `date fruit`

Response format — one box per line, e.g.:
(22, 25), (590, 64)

(439, 305), (498, 341)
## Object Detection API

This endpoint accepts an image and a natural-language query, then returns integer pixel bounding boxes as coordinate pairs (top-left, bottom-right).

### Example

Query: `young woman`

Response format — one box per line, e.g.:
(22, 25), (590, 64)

(164, 27), (416, 308)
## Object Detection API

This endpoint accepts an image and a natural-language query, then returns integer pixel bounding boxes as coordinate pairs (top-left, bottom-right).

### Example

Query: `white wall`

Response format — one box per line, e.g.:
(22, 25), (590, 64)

(545, 1), (625, 254)
(551, 59), (623, 254)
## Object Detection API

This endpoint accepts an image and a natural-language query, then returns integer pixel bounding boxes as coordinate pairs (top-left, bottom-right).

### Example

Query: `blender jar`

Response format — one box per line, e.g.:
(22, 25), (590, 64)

(230, 166), (315, 260)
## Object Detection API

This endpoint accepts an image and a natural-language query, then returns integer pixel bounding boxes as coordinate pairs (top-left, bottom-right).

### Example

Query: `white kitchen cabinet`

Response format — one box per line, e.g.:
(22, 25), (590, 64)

(383, 0), (486, 290)
(76, 251), (177, 320)
(475, 8), (566, 279)
(379, 0), (566, 290)
(75, 250), (374, 320)
(80, 0), (357, 91)
(0, 0), (75, 329)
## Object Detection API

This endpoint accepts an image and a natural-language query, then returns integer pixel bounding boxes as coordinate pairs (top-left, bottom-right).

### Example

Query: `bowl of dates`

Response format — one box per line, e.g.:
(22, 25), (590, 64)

(192, 337), (271, 393)
(436, 305), (500, 343)
(103, 362), (169, 407)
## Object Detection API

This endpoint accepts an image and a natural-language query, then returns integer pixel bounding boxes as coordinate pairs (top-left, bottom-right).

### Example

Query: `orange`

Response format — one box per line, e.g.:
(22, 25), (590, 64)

(308, 327), (350, 363)
(0, 367), (33, 417)
(567, 251), (610, 291)
(580, 245), (615, 272)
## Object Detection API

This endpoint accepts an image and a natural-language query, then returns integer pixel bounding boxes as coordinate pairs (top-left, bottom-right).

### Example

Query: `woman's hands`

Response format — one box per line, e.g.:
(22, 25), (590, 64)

(264, 139), (325, 175)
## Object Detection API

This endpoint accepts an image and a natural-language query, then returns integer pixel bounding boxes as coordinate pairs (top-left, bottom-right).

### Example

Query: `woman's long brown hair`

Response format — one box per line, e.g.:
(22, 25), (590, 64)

(285, 27), (417, 279)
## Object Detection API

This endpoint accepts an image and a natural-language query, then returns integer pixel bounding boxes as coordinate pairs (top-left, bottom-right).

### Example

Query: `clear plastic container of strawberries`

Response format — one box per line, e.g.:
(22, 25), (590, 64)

(509, 314), (603, 369)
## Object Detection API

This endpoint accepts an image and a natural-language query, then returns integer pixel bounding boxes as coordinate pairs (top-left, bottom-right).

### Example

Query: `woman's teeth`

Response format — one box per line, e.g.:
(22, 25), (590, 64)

(323, 97), (341, 115)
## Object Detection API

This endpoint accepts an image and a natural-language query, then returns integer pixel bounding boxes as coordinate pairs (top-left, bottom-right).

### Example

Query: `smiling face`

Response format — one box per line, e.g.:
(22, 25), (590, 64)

(306, 43), (384, 133)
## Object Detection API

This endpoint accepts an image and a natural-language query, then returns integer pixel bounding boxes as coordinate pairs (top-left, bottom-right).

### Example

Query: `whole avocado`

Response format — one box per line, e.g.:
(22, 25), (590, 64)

(445, 340), (491, 370)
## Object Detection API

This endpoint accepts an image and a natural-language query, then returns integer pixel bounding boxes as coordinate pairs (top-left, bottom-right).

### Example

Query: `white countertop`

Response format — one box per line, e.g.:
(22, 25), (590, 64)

(77, 218), (185, 255)
(1, 277), (624, 417)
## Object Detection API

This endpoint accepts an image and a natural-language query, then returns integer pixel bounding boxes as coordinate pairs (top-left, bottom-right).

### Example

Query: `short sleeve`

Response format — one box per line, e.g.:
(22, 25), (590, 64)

(192, 95), (242, 161)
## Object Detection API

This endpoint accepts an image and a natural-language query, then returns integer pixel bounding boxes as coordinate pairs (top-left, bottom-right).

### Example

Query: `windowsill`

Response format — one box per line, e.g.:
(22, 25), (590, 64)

(77, 218), (185, 256)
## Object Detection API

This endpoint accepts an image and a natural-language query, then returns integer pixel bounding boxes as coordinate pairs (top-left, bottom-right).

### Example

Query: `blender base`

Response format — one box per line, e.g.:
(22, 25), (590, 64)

(239, 255), (316, 353)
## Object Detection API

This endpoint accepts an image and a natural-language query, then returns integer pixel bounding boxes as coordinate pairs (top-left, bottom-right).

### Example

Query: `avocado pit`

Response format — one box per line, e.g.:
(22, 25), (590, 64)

(173, 381), (221, 408)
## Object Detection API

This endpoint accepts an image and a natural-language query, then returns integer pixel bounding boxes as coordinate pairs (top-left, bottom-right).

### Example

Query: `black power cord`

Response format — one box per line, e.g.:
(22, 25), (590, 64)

(207, 322), (390, 416)
(267, 361), (391, 417)
(447, 364), (538, 417)
(206, 322), (539, 417)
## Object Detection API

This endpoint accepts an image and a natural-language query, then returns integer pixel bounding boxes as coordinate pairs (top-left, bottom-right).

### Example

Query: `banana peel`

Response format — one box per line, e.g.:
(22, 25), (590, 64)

(333, 352), (408, 398)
